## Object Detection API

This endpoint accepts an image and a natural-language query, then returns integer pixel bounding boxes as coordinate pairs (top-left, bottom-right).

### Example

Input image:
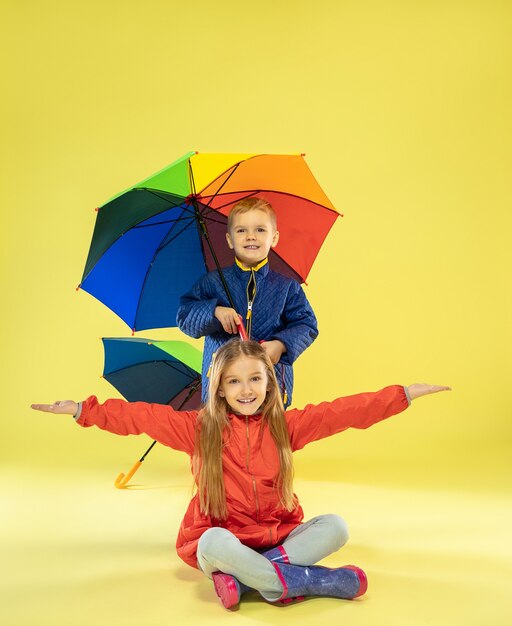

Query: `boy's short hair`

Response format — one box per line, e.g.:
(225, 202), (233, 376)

(227, 197), (277, 232)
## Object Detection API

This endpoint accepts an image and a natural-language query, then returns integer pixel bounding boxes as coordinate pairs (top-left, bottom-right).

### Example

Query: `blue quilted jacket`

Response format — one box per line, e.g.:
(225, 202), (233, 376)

(176, 261), (318, 407)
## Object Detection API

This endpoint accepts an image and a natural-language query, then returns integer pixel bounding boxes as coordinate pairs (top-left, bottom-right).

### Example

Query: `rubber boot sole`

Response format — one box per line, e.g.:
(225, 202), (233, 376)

(212, 572), (240, 609)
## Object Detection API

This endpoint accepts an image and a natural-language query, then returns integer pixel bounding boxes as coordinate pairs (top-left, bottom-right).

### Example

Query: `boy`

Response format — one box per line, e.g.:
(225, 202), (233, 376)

(177, 197), (318, 407)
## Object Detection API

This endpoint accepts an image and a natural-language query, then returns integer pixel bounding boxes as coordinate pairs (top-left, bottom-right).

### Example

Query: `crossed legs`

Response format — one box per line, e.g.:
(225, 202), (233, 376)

(196, 514), (349, 601)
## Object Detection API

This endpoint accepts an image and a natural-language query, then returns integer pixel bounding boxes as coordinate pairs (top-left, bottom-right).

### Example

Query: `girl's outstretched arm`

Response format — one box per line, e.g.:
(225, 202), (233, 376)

(31, 396), (198, 455)
(31, 400), (79, 415)
(286, 384), (451, 451)
(407, 384), (451, 400)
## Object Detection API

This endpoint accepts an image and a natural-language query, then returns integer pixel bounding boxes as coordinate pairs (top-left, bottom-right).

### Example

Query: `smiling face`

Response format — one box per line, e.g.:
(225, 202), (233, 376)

(226, 208), (279, 268)
(218, 355), (269, 415)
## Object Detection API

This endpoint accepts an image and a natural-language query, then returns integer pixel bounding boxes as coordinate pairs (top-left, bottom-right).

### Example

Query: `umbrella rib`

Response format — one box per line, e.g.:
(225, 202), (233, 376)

(195, 158), (248, 196)
(143, 188), (209, 219)
(139, 189), (235, 227)
(191, 210), (228, 228)
(197, 189), (339, 284)
(148, 207), (227, 255)
(202, 163), (241, 208)
(190, 193), (237, 310)
(132, 215), (197, 230)
(142, 188), (188, 208)
(107, 359), (198, 380)
(200, 189), (340, 216)
(131, 207), (198, 330)
(130, 205), (227, 232)
(269, 248), (307, 283)
(188, 158), (241, 207)
(83, 192), (192, 283)
(165, 376), (202, 408)
(143, 188), (204, 218)
(188, 157), (197, 196)
(161, 359), (199, 377)
(199, 191), (262, 215)
(185, 203), (229, 226)
(194, 155), (338, 214)
(155, 215), (200, 252)
(131, 201), (231, 328)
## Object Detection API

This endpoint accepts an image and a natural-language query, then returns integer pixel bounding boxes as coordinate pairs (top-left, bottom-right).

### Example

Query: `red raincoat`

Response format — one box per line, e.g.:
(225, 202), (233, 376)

(77, 385), (409, 568)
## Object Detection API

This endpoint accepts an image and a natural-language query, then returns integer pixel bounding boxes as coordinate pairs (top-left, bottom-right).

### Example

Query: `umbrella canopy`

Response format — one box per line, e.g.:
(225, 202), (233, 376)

(102, 337), (202, 408)
(80, 152), (340, 332)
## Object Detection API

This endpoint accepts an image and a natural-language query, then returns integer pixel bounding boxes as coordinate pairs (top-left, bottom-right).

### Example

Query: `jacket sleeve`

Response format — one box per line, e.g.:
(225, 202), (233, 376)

(76, 396), (197, 455)
(176, 273), (224, 338)
(271, 282), (318, 364)
(286, 385), (410, 451)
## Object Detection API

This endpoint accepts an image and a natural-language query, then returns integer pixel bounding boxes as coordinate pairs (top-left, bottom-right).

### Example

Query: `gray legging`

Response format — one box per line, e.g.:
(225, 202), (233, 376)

(196, 514), (349, 601)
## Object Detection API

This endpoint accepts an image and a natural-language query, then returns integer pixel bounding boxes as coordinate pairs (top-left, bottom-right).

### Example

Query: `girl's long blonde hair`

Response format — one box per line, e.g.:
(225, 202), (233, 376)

(193, 339), (295, 519)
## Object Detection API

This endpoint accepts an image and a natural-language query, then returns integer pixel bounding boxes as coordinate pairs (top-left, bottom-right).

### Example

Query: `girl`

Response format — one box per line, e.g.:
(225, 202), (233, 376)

(31, 339), (450, 609)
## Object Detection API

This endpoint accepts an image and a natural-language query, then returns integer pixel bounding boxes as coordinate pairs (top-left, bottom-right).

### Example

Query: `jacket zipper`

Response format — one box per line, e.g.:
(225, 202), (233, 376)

(245, 269), (256, 339)
(245, 416), (260, 522)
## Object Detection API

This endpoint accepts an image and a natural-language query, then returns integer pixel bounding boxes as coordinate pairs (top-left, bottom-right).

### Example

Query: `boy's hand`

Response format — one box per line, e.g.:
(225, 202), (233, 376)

(407, 384), (451, 400)
(215, 306), (241, 334)
(31, 400), (79, 415)
(261, 340), (286, 364)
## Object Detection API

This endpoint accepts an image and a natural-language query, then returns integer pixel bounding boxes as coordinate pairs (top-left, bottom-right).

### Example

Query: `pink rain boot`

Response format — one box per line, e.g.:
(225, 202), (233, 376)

(211, 545), (290, 609)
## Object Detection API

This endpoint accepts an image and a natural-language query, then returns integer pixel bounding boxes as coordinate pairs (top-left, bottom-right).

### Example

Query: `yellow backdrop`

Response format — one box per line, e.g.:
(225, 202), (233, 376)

(1, 1), (511, 625)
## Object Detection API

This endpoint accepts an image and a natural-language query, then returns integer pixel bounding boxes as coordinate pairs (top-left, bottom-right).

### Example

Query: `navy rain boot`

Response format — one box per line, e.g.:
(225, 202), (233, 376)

(270, 562), (367, 603)
(212, 545), (290, 609)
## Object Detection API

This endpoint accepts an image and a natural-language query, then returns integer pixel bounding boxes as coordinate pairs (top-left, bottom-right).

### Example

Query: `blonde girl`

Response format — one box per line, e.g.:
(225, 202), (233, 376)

(32, 339), (450, 609)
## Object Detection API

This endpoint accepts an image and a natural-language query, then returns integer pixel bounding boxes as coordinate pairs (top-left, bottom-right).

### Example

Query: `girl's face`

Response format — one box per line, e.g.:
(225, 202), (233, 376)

(218, 356), (268, 415)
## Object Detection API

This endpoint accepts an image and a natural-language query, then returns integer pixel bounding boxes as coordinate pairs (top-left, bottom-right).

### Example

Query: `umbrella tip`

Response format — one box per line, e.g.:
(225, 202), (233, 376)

(132, 328), (135, 336)
(76, 284), (81, 291)
(195, 150), (199, 154)
(95, 207), (100, 212)
(301, 153), (306, 157)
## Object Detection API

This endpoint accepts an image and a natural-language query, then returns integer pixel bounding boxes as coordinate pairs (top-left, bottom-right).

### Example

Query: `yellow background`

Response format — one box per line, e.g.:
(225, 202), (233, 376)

(1, 1), (511, 625)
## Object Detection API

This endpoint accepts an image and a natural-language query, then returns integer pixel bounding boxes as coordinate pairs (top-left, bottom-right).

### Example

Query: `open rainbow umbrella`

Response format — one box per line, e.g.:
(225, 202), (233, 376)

(101, 337), (202, 488)
(79, 152), (340, 332)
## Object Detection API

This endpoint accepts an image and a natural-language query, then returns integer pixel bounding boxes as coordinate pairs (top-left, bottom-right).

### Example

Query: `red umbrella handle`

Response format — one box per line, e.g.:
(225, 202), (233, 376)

(237, 316), (248, 341)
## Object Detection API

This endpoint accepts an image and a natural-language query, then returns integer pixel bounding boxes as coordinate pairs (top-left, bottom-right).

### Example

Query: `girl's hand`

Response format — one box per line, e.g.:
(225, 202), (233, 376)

(407, 384), (451, 401)
(214, 306), (241, 334)
(31, 400), (79, 416)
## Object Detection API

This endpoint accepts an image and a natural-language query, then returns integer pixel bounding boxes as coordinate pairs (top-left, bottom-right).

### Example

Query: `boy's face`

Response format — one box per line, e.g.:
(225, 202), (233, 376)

(226, 209), (279, 268)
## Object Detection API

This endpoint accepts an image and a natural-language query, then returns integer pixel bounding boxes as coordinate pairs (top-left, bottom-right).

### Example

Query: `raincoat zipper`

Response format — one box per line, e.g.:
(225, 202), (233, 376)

(245, 416), (260, 522)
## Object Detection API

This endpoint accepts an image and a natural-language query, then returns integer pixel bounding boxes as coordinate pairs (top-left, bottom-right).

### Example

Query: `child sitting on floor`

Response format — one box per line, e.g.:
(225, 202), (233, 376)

(31, 339), (450, 609)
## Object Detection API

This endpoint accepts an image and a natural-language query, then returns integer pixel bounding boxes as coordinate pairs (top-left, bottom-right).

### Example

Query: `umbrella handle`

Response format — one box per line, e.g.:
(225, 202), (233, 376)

(237, 316), (248, 341)
(114, 460), (142, 489)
